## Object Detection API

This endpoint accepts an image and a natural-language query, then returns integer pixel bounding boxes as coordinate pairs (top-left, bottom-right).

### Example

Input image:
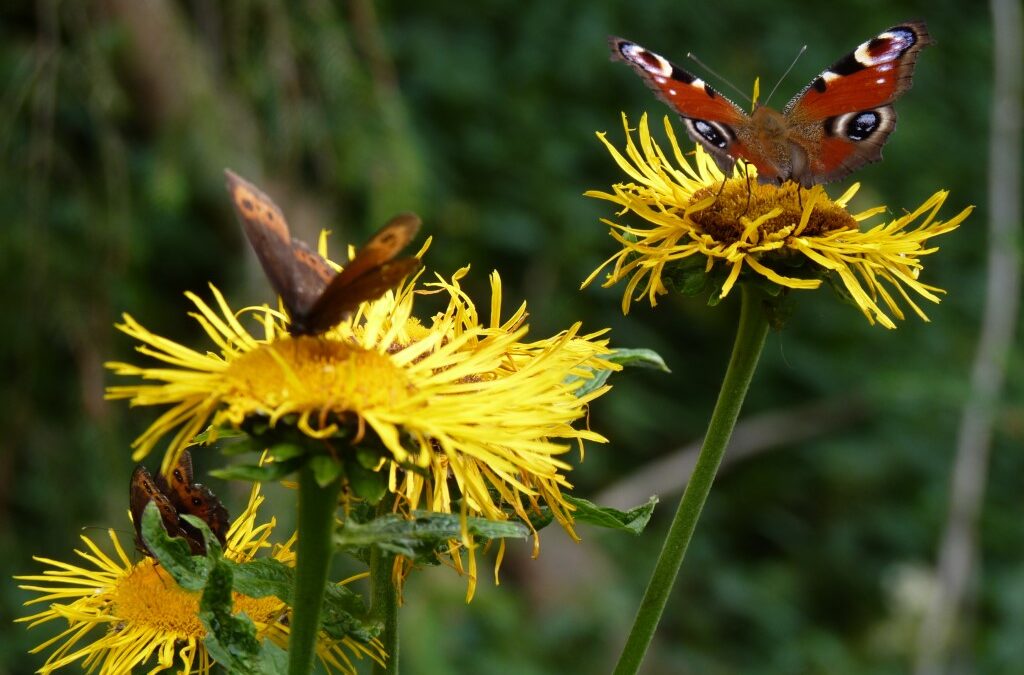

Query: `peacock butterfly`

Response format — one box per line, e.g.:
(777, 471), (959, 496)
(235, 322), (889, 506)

(129, 450), (230, 557)
(610, 21), (932, 187)
(225, 170), (422, 336)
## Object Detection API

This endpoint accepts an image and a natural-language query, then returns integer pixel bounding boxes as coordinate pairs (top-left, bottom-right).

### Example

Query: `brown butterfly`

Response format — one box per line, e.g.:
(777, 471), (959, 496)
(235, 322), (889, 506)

(224, 170), (422, 336)
(129, 450), (231, 557)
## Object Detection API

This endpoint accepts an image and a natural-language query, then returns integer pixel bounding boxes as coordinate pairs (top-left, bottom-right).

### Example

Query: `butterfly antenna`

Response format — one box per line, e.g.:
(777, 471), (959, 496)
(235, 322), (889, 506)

(686, 52), (752, 105)
(764, 45), (807, 107)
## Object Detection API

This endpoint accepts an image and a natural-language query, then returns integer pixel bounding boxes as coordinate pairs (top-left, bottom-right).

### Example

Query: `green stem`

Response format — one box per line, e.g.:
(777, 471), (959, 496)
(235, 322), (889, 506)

(613, 284), (770, 675)
(288, 464), (343, 675)
(370, 499), (399, 675)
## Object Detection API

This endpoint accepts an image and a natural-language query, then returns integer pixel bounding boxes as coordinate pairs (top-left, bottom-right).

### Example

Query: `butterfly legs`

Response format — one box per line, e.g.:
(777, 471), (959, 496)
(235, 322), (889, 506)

(739, 162), (753, 216)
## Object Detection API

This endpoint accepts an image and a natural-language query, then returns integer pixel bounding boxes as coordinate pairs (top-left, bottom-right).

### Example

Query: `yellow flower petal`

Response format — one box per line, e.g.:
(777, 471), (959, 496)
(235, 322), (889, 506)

(15, 484), (382, 674)
(107, 255), (617, 600)
(585, 113), (974, 328)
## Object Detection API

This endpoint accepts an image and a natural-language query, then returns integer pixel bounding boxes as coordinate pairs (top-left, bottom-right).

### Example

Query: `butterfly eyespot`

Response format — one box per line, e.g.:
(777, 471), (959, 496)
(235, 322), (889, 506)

(847, 112), (880, 140)
(613, 22), (929, 186)
(828, 109), (890, 142)
(688, 119), (731, 149)
(192, 497), (202, 507)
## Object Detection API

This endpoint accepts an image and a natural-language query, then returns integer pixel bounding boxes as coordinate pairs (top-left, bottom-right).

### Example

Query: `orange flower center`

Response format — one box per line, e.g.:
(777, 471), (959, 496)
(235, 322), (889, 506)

(690, 180), (857, 243)
(112, 559), (284, 638)
(222, 336), (415, 415)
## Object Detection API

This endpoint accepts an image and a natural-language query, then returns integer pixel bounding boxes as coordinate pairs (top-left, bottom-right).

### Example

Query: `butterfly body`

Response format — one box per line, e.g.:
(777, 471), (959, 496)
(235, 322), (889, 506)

(225, 170), (421, 336)
(611, 22), (932, 186)
(130, 450), (230, 557)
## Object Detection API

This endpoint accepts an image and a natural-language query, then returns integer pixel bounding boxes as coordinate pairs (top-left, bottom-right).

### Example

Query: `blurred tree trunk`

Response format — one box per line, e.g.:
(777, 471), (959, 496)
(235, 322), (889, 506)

(914, 0), (1022, 672)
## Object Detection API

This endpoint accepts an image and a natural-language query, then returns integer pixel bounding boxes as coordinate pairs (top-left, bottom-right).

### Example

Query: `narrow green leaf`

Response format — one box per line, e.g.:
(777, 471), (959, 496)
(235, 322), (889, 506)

(565, 494), (658, 535)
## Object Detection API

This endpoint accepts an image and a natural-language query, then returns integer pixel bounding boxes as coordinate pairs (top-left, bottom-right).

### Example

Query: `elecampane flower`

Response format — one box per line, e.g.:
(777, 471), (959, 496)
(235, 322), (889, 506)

(15, 483), (382, 674)
(106, 252), (616, 595)
(583, 113), (974, 328)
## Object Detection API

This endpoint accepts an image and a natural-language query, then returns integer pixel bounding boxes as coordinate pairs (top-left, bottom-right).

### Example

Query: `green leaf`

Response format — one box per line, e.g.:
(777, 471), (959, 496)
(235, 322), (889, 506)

(139, 502), (208, 591)
(200, 558), (288, 674)
(191, 424), (246, 445)
(225, 558), (379, 644)
(568, 369), (613, 398)
(606, 348), (670, 373)
(181, 513), (224, 559)
(664, 257), (711, 296)
(520, 506), (555, 531)
(310, 454), (343, 487)
(335, 511), (530, 561)
(355, 446), (385, 469)
(321, 584), (381, 643)
(266, 442), (306, 462)
(564, 347), (670, 397)
(218, 436), (264, 456)
(347, 460), (387, 504)
(565, 494), (658, 535)
(210, 457), (304, 482)
(226, 558), (294, 601)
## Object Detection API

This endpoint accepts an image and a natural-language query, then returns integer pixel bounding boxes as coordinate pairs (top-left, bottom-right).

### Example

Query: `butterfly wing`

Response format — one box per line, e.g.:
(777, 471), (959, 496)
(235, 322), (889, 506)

(610, 37), (752, 176)
(159, 450), (231, 548)
(783, 22), (932, 184)
(225, 170), (334, 319)
(293, 212), (422, 335)
(130, 465), (197, 556)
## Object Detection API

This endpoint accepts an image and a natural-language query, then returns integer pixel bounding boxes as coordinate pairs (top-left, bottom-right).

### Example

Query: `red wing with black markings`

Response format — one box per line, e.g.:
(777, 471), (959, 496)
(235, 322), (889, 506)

(611, 22), (932, 186)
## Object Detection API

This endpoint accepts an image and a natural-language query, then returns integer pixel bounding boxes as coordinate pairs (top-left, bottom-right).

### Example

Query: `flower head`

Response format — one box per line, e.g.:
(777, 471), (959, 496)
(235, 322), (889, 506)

(15, 484), (382, 674)
(107, 247), (616, 595)
(583, 113), (973, 328)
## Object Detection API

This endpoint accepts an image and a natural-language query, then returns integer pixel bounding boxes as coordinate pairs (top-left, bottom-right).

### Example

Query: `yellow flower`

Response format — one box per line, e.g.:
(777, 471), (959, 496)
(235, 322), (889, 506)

(106, 253), (617, 596)
(583, 113), (974, 329)
(15, 484), (383, 674)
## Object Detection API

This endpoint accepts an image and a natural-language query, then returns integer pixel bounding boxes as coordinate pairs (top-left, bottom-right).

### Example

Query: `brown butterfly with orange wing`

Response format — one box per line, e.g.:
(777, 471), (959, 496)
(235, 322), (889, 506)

(129, 450), (230, 557)
(224, 170), (422, 336)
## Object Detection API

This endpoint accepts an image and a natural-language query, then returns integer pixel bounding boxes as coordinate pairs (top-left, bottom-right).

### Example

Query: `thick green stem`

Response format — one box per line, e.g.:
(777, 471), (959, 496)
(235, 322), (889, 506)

(370, 499), (399, 675)
(288, 464), (343, 675)
(613, 285), (770, 675)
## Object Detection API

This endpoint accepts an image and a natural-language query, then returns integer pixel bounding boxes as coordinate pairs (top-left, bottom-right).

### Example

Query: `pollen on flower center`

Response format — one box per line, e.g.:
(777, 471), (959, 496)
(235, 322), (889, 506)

(690, 180), (858, 243)
(222, 336), (415, 414)
(112, 560), (283, 638)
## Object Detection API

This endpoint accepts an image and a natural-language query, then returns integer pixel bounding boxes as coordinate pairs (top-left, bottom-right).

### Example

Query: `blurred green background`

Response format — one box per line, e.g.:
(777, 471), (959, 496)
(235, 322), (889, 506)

(2, 1), (1019, 673)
